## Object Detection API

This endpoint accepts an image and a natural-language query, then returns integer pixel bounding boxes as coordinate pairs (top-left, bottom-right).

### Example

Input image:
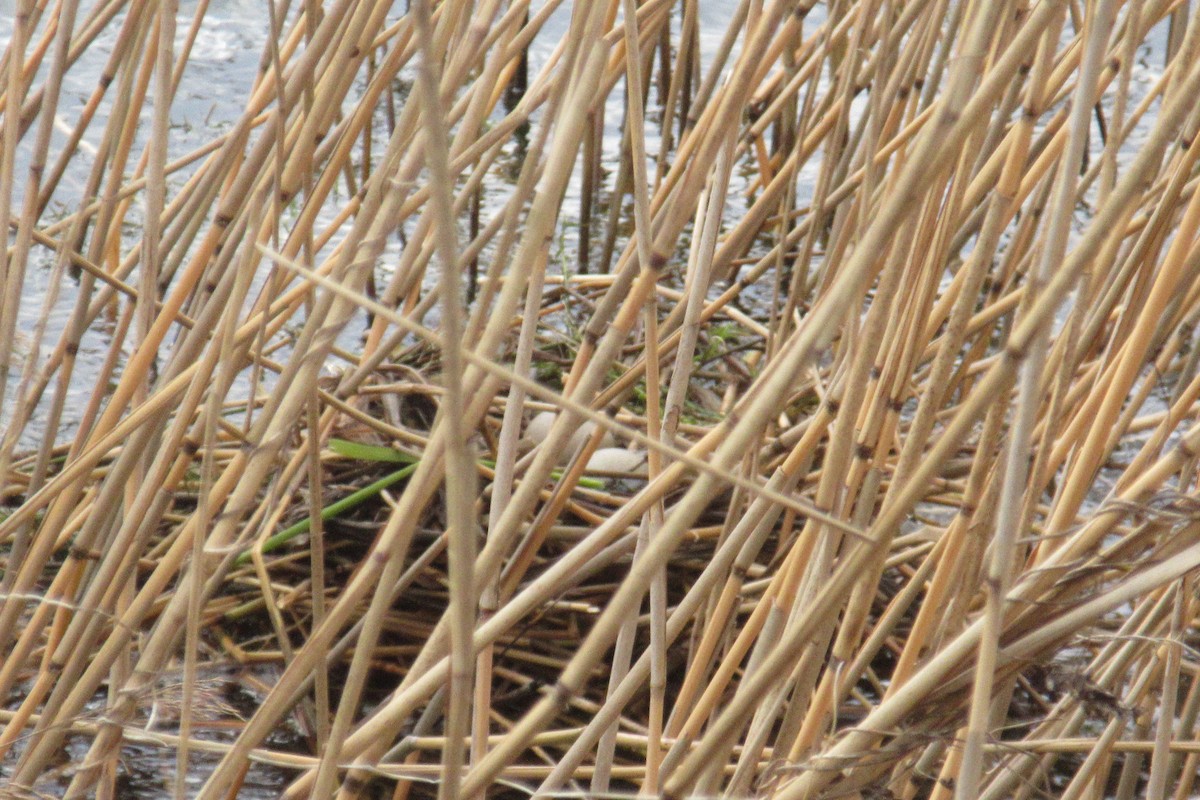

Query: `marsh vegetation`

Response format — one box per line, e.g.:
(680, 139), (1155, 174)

(3, 0), (1200, 798)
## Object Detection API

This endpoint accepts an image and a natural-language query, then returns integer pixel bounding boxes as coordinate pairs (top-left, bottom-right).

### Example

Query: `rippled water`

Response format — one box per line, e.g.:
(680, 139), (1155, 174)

(0, 0), (291, 450)
(1, 0), (768, 452)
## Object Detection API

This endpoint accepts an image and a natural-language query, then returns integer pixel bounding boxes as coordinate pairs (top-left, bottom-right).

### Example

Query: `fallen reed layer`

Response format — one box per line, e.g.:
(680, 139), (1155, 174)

(4, 0), (1200, 798)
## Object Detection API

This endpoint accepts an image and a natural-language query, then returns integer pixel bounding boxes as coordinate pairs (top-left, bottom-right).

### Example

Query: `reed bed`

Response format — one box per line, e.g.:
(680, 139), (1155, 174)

(4, 0), (1200, 797)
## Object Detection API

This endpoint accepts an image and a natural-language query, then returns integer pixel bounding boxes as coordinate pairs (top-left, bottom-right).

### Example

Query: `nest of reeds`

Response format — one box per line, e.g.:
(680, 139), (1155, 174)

(5, 0), (1200, 798)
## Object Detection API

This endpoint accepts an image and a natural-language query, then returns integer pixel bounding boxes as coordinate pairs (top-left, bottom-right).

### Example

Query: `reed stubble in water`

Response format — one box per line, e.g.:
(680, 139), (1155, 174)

(4, 0), (1200, 798)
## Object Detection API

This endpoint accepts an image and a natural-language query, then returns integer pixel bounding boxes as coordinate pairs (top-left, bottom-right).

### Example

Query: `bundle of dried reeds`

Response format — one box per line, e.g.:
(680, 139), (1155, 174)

(4, 0), (1200, 798)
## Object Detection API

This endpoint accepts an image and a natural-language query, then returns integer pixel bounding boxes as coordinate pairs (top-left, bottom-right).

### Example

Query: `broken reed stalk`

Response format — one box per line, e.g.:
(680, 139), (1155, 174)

(4, 0), (1200, 798)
